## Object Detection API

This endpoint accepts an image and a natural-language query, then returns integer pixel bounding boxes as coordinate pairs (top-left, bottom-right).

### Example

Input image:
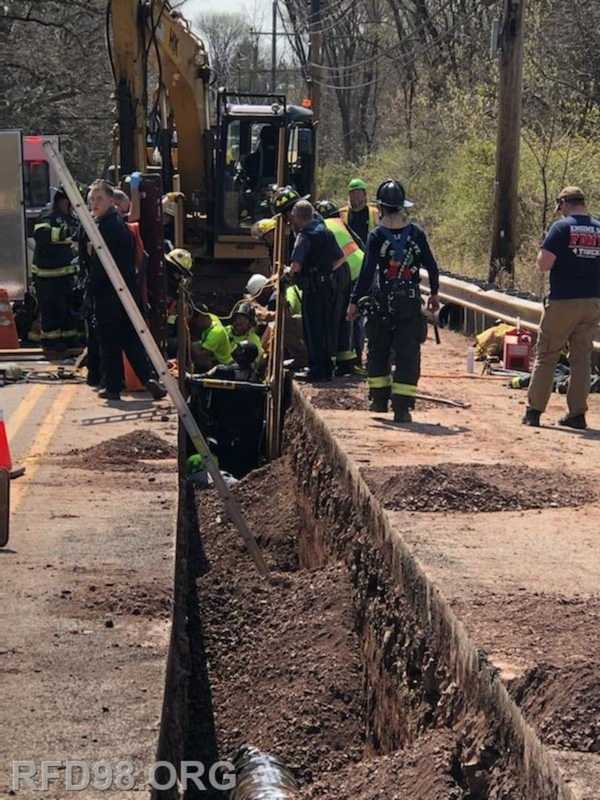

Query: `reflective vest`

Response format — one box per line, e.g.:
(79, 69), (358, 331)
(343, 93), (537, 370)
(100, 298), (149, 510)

(324, 218), (365, 281)
(339, 204), (379, 235)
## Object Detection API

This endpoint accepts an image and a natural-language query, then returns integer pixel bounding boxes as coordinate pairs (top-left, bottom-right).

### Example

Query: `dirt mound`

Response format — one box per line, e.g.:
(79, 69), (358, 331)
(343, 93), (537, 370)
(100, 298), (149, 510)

(363, 463), (595, 513)
(510, 663), (600, 752)
(80, 582), (172, 620)
(300, 732), (462, 799)
(69, 430), (176, 470)
(311, 386), (367, 411)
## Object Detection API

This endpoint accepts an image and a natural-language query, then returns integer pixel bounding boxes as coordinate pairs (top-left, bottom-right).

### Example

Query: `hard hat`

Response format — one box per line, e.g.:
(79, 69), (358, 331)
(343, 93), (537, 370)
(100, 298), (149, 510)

(251, 218), (277, 240)
(233, 302), (256, 325)
(165, 248), (193, 272)
(233, 340), (259, 367)
(348, 178), (367, 192)
(314, 200), (340, 219)
(246, 273), (269, 296)
(376, 179), (414, 209)
(271, 185), (301, 215)
(52, 187), (69, 205)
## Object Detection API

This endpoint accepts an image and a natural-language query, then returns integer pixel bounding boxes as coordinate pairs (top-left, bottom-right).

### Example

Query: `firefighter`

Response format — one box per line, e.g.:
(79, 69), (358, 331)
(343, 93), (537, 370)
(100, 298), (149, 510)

(290, 200), (346, 381)
(315, 200), (365, 373)
(340, 178), (379, 245)
(347, 180), (440, 423)
(165, 248), (193, 357)
(87, 179), (166, 402)
(32, 188), (80, 357)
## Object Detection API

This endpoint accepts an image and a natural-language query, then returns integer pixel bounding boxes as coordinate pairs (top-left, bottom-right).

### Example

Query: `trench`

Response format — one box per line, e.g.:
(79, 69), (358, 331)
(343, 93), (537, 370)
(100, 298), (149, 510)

(155, 389), (577, 799)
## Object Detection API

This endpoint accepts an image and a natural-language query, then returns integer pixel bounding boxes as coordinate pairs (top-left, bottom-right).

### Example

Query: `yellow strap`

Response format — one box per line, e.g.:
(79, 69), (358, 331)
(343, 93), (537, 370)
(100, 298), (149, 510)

(51, 226), (63, 243)
(392, 382), (417, 397)
(368, 205), (379, 230)
(368, 375), (392, 388)
(336, 350), (356, 362)
(41, 328), (63, 340)
(34, 223), (52, 232)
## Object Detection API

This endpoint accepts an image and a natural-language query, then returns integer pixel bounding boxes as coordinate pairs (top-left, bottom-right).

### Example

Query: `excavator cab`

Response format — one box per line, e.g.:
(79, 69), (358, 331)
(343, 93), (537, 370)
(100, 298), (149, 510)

(215, 92), (315, 238)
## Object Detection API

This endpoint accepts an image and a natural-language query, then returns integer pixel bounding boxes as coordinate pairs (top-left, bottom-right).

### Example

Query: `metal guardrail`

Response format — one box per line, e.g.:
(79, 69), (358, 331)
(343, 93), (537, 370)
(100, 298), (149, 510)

(420, 269), (600, 351)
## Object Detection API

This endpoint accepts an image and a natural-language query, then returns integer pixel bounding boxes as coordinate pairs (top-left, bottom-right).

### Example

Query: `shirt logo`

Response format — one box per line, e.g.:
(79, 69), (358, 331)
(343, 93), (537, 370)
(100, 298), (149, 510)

(568, 225), (600, 258)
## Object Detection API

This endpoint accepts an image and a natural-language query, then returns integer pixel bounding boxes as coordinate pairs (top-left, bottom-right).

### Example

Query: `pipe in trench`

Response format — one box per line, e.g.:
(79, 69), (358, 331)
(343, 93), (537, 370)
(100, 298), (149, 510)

(230, 746), (299, 799)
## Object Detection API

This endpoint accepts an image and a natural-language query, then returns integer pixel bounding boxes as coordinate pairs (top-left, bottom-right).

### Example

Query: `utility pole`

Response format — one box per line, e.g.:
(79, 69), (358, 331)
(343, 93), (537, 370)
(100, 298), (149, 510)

(271, 0), (278, 93)
(309, 0), (321, 197)
(489, 0), (527, 284)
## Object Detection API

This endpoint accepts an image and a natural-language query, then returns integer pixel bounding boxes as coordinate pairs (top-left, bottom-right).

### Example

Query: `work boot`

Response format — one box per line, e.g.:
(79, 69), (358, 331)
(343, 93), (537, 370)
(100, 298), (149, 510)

(369, 399), (389, 413)
(522, 407), (541, 427)
(146, 379), (168, 400)
(559, 413), (587, 430)
(394, 408), (413, 424)
(99, 389), (121, 401)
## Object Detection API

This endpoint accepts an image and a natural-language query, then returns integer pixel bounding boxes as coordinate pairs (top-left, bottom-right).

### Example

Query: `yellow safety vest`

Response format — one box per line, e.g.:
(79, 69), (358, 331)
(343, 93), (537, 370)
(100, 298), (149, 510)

(339, 204), (379, 234)
(324, 218), (365, 281)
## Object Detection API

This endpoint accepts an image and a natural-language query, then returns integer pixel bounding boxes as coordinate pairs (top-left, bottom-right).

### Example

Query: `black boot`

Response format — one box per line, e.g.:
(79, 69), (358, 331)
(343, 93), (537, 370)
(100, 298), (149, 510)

(146, 379), (167, 400)
(522, 407), (541, 427)
(559, 413), (587, 430)
(394, 407), (413, 423)
(369, 399), (389, 412)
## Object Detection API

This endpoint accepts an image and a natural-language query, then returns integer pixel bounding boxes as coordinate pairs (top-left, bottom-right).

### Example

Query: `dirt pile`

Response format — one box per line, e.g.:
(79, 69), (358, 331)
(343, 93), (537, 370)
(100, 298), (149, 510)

(511, 663), (600, 752)
(69, 430), (176, 470)
(363, 463), (595, 513)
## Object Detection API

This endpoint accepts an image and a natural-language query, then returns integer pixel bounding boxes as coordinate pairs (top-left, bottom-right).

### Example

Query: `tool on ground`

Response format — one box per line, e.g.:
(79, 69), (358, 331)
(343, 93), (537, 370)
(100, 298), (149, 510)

(433, 319), (441, 344)
(265, 208), (287, 459)
(43, 139), (269, 577)
(414, 392), (471, 409)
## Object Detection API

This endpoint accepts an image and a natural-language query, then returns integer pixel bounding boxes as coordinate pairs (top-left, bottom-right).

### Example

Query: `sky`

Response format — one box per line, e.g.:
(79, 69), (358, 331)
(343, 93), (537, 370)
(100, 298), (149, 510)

(184, 0), (271, 25)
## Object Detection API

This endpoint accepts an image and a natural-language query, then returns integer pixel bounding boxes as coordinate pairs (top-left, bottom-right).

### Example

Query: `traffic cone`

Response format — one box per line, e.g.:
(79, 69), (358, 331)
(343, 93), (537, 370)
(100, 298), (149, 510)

(0, 410), (13, 472)
(0, 289), (20, 349)
(123, 355), (145, 392)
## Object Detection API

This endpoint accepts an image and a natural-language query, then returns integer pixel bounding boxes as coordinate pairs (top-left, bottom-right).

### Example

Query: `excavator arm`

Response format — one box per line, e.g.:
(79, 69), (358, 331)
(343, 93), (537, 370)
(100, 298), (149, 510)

(109, 0), (211, 212)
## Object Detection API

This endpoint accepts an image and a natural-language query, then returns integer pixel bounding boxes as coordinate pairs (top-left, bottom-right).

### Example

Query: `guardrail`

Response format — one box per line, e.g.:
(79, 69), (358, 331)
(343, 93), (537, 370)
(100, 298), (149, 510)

(420, 269), (600, 351)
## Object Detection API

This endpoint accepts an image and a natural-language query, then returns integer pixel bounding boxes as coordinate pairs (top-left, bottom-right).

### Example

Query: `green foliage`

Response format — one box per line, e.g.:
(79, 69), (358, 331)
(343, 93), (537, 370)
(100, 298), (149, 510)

(319, 91), (600, 291)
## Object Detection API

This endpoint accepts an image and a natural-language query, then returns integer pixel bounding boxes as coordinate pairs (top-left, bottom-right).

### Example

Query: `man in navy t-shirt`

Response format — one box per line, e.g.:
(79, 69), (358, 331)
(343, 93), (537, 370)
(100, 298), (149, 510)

(523, 186), (600, 429)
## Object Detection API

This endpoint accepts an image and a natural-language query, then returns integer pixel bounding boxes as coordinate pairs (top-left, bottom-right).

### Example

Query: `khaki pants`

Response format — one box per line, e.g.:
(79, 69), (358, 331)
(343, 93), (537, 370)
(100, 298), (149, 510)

(528, 298), (600, 415)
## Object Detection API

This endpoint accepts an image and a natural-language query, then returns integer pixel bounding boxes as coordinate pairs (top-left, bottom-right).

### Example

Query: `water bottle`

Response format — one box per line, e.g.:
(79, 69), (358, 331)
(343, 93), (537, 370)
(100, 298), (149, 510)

(466, 345), (475, 373)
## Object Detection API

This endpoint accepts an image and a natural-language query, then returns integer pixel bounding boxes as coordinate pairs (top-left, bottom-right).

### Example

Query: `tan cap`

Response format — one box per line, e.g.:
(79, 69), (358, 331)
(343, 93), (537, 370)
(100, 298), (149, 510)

(555, 186), (586, 211)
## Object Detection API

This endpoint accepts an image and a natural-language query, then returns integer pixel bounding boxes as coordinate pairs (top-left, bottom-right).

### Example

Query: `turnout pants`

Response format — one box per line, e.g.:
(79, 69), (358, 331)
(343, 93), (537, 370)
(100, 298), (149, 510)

(301, 275), (336, 380)
(96, 308), (153, 394)
(528, 298), (600, 416)
(34, 275), (79, 350)
(366, 306), (424, 411)
(331, 264), (356, 372)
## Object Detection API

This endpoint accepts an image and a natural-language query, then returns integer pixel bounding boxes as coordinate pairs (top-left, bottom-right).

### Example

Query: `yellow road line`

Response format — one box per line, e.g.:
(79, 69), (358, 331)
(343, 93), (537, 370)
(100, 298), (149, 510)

(11, 385), (77, 513)
(6, 383), (47, 445)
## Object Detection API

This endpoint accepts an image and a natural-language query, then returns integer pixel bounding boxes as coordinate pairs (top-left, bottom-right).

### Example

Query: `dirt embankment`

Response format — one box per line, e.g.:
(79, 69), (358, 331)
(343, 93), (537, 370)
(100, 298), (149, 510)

(194, 454), (524, 799)
(195, 458), (466, 798)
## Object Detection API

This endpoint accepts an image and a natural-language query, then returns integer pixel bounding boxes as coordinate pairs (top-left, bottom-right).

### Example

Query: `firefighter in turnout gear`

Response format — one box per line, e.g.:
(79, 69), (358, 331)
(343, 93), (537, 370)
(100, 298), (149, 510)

(340, 178), (379, 245)
(314, 200), (364, 373)
(32, 188), (79, 356)
(347, 180), (440, 423)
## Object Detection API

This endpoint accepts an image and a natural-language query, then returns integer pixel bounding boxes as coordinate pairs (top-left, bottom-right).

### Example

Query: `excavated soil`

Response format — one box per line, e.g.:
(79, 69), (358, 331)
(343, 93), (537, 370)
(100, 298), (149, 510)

(195, 457), (463, 797)
(305, 379), (462, 412)
(67, 430), (177, 471)
(510, 664), (600, 753)
(363, 462), (595, 513)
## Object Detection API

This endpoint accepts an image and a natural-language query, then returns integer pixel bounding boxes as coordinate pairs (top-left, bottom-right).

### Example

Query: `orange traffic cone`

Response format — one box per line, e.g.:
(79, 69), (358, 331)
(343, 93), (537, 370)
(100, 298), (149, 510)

(123, 355), (145, 392)
(0, 289), (20, 349)
(0, 410), (13, 472)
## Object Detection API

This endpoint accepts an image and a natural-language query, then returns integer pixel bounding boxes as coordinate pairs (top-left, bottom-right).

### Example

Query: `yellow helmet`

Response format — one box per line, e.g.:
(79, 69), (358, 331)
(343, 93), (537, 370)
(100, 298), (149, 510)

(251, 218), (277, 240)
(166, 248), (193, 272)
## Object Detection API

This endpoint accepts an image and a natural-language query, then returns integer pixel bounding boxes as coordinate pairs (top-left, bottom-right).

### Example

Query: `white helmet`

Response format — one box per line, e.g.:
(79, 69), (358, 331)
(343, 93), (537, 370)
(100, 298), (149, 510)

(246, 273), (269, 296)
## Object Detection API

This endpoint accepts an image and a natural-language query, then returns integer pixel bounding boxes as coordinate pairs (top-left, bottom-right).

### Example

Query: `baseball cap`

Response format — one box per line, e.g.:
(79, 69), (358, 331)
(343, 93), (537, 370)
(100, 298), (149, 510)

(555, 186), (585, 212)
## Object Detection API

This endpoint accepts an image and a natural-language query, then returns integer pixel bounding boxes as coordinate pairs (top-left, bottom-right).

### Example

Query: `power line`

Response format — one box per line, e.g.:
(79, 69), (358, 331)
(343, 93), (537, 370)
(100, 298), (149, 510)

(311, 19), (476, 90)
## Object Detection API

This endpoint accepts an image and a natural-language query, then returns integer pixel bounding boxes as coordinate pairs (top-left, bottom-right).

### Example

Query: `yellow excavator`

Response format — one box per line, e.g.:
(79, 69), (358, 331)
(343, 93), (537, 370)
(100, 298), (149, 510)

(108, 0), (315, 310)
